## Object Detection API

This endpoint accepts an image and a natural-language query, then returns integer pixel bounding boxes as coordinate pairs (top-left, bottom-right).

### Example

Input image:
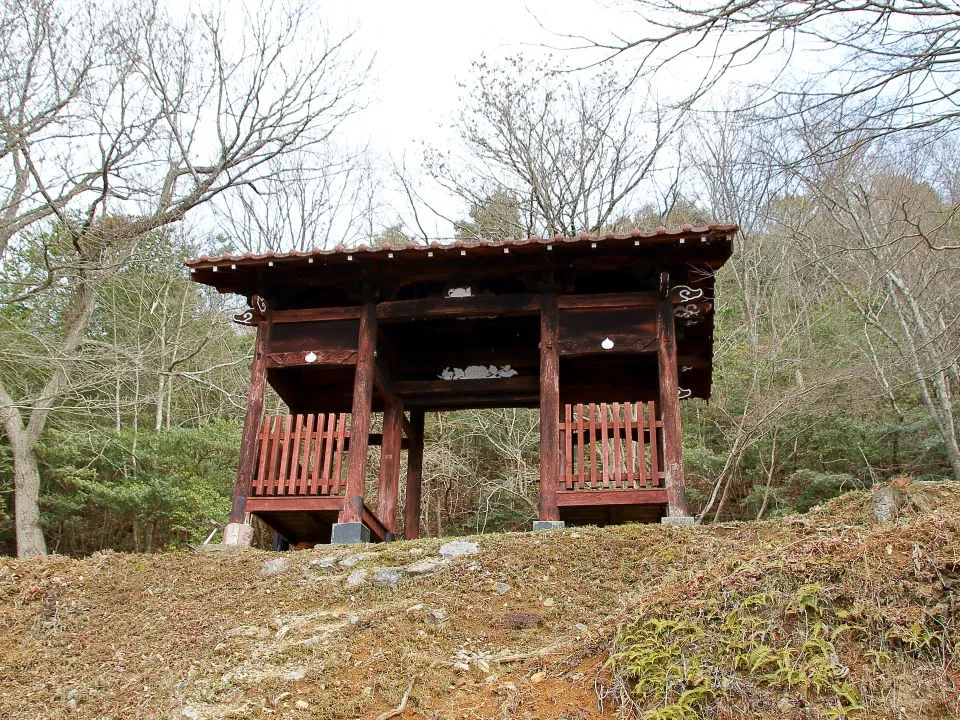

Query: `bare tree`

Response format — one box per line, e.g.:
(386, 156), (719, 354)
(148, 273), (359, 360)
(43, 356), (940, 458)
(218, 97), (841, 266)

(426, 57), (675, 238)
(214, 147), (385, 253)
(0, 0), (366, 556)
(776, 133), (960, 479)
(585, 0), (960, 146)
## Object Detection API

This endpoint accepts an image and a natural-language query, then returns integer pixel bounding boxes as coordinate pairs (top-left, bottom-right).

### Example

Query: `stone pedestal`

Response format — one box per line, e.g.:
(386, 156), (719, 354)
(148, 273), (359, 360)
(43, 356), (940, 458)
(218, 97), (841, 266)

(532, 520), (565, 531)
(660, 516), (695, 526)
(331, 522), (370, 544)
(223, 522), (254, 546)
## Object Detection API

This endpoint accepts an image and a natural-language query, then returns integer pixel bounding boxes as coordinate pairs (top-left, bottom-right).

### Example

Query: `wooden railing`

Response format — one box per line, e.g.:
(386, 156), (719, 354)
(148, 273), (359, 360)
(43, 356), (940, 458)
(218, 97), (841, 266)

(252, 413), (350, 496)
(559, 402), (664, 490)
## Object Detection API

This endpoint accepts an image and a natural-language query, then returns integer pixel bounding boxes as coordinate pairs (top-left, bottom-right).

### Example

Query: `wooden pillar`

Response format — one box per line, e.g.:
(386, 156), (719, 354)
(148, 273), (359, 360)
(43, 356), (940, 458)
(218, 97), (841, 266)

(339, 300), (377, 524)
(375, 400), (404, 535)
(538, 292), (561, 521)
(404, 409), (425, 540)
(657, 297), (690, 517)
(231, 309), (272, 523)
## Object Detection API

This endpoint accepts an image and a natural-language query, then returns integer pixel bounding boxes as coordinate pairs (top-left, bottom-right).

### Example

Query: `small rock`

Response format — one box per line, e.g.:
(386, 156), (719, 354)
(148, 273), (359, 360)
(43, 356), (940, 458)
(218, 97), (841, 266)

(574, 622), (589, 632)
(406, 558), (450, 575)
(530, 671), (546, 684)
(275, 625), (290, 640)
(872, 484), (908, 522)
(406, 604), (424, 612)
(286, 666), (306, 680)
(261, 558), (289, 576)
(181, 708), (200, 720)
(408, 547), (424, 555)
(295, 700), (310, 710)
(308, 557), (336, 568)
(346, 569), (368, 586)
(348, 614), (360, 624)
(371, 567), (401, 589)
(543, 598), (555, 607)
(340, 552), (377, 567)
(493, 582), (511, 595)
(439, 540), (478, 559)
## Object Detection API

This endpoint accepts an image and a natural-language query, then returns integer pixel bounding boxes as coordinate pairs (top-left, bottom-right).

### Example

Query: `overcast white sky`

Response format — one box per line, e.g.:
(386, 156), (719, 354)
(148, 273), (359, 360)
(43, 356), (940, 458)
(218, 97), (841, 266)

(320, 0), (657, 235)
(329, 1), (641, 153)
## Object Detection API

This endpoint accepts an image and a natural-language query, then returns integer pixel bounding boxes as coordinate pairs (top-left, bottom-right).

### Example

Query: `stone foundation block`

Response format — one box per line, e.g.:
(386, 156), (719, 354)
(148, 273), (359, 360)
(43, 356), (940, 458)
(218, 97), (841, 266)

(223, 522), (253, 546)
(532, 520), (566, 531)
(331, 522), (371, 544)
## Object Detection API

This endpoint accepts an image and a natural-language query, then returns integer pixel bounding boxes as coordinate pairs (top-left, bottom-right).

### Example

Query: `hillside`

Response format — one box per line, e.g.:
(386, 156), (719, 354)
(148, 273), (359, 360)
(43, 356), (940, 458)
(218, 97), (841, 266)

(1, 481), (958, 720)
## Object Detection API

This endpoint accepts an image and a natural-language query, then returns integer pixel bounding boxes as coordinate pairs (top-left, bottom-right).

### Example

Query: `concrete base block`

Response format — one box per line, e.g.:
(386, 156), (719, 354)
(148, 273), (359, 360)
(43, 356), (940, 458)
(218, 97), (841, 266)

(532, 520), (566, 531)
(661, 516), (695, 526)
(331, 522), (370, 544)
(223, 522), (253, 546)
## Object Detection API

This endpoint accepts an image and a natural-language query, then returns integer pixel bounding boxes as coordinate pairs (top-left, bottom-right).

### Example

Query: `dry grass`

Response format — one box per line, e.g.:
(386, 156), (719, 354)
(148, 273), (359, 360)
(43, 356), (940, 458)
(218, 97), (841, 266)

(0, 480), (957, 719)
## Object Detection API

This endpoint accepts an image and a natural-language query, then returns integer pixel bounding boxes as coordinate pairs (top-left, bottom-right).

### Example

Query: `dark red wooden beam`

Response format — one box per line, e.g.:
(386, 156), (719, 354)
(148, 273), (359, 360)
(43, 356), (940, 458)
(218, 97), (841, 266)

(404, 409), (425, 540)
(657, 294), (689, 517)
(375, 401), (404, 536)
(265, 350), (357, 368)
(377, 293), (541, 322)
(271, 306), (363, 323)
(231, 313), (272, 523)
(556, 489), (668, 506)
(340, 301), (377, 525)
(245, 496), (344, 512)
(392, 375), (538, 397)
(556, 291), (659, 310)
(539, 292), (561, 522)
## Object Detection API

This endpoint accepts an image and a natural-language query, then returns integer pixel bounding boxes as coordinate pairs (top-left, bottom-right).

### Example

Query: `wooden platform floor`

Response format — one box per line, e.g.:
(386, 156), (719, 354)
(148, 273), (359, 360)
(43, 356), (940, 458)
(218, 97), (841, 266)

(249, 489), (669, 543)
(557, 488), (667, 525)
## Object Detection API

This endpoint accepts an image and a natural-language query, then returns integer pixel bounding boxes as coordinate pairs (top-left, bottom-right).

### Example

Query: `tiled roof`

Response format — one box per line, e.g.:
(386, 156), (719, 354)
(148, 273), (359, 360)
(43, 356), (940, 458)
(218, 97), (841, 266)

(184, 224), (738, 267)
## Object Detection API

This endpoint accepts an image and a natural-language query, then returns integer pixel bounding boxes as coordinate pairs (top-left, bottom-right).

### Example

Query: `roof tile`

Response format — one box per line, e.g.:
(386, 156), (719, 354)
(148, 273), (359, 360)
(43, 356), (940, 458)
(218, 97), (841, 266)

(184, 225), (738, 268)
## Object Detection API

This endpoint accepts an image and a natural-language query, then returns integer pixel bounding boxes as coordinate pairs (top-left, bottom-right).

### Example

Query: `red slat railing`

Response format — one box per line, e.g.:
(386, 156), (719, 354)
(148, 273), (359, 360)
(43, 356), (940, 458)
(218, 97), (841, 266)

(558, 402), (664, 489)
(251, 413), (350, 496)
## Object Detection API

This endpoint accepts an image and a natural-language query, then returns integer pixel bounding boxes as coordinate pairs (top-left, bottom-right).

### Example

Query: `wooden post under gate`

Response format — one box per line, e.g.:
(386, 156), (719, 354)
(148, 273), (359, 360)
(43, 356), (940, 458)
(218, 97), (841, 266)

(404, 409), (425, 539)
(339, 300), (377, 524)
(375, 400), (404, 535)
(657, 291), (690, 517)
(231, 306), (271, 523)
(538, 291), (561, 521)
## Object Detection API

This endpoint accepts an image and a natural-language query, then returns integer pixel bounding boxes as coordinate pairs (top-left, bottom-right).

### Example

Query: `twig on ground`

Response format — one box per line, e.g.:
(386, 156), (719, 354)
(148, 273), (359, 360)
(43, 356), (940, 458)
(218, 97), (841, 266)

(375, 678), (414, 720)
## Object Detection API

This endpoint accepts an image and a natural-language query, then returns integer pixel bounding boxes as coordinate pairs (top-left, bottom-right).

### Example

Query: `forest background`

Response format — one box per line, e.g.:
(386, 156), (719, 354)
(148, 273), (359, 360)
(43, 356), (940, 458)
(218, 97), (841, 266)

(1, 0), (958, 556)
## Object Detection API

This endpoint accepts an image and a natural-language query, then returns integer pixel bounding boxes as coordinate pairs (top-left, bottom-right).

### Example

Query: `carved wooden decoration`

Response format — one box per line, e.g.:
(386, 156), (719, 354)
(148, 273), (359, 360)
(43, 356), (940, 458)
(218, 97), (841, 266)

(233, 295), (268, 325)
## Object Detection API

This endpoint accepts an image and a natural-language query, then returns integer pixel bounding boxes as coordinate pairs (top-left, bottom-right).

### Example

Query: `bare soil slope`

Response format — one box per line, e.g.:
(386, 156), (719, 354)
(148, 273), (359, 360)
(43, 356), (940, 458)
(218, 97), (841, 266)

(1, 481), (958, 720)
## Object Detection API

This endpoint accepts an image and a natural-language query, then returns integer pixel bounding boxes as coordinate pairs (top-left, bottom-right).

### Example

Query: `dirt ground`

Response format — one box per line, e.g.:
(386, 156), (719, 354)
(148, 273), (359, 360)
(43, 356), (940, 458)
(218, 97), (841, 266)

(1, 480), (958, 719)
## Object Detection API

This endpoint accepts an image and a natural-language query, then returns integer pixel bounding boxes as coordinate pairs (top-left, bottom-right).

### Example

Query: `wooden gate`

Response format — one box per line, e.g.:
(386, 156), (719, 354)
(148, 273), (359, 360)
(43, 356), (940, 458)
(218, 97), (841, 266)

(251, 413), (350, 496)
(558, 402), (664, 490)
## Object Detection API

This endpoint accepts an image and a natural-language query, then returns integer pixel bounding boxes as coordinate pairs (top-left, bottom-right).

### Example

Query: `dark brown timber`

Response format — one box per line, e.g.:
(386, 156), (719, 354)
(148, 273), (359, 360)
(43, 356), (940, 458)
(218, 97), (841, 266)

(404, 409), (425, 540)
(539, 292), (561, 521)
(375, 401), (404, 535)
(657, 295), (689, 517)
(231, 310), (272, 522)
(339, 301), (377, 524)
(187, 227), (737, 543)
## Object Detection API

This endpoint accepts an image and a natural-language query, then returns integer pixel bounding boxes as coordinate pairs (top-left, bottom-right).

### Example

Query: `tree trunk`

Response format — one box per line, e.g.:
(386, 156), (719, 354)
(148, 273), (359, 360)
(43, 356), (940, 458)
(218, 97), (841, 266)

(9, 430), (47, 557)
